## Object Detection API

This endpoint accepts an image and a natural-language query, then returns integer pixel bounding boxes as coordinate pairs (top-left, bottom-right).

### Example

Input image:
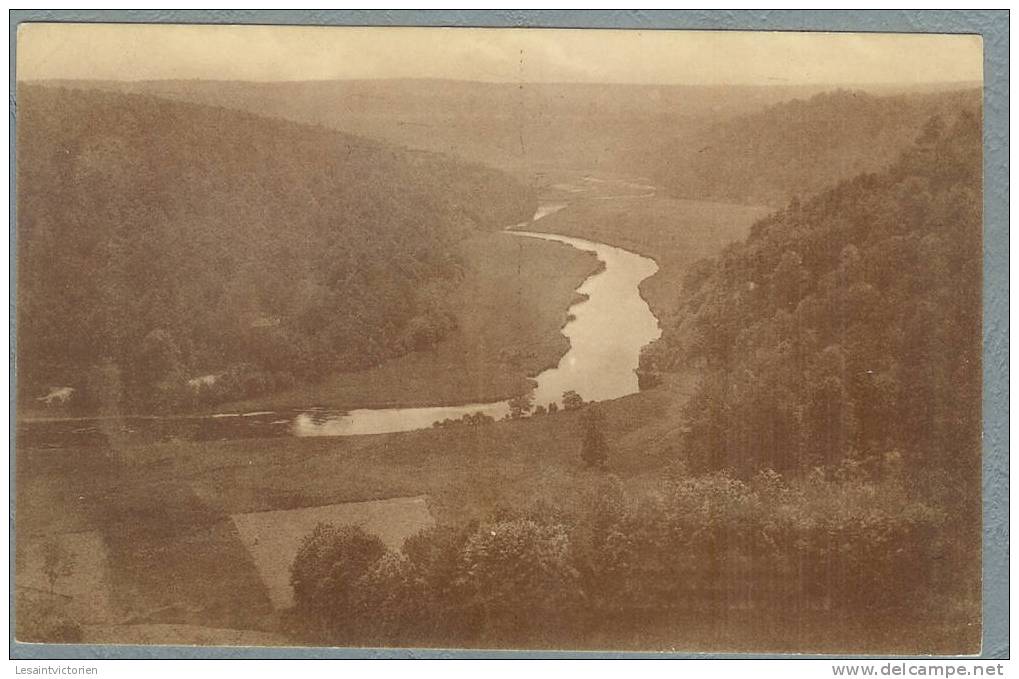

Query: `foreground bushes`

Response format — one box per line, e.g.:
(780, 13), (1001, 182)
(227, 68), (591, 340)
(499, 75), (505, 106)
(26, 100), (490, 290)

(287, 466), (952, 647)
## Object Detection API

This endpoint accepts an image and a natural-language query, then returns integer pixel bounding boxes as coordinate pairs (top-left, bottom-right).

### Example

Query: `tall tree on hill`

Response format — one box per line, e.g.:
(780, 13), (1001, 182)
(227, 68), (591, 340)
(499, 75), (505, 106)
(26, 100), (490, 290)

(580, 409), (609, 469)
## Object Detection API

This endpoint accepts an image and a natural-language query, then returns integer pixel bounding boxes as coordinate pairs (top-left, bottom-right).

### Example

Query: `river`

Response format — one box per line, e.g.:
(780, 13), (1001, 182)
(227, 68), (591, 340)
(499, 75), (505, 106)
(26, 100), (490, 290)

(294, 221), (661, 436)
(19, 185), (662, 446)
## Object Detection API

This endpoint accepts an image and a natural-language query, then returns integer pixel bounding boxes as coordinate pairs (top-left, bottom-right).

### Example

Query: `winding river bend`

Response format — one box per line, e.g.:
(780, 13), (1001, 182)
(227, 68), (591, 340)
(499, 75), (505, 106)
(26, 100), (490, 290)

(19, 195), (662, 446)
(294, 208), (661, 437)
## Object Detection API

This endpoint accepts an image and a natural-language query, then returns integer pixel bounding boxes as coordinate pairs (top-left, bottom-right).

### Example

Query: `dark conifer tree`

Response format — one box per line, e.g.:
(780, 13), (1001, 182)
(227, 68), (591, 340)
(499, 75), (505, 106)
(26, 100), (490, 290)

(580, 410), (609, 469)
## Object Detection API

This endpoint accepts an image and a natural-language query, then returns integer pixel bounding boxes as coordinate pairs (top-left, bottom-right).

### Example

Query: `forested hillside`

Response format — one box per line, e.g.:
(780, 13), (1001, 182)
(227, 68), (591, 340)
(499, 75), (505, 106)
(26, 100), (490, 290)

(16, 86), (536, 412)
(641, 111), (982, 484)
(655, 89), (980, 206)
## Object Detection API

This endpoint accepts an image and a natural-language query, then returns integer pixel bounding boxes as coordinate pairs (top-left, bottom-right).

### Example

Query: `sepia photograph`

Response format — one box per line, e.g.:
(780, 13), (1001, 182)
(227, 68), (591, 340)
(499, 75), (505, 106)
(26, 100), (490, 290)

(12, 17), (991, 657)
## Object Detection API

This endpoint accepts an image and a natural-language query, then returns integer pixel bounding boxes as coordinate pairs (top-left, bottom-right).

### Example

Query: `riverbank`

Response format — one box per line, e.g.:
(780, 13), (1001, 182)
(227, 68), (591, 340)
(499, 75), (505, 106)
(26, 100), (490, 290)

(16, 375), (694, 543)
(218, 230), (599, 414)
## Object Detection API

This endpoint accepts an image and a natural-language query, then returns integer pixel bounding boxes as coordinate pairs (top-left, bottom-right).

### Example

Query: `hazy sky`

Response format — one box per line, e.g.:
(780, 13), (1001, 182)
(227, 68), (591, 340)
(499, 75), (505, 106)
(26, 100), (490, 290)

(18, 23), (983, 85)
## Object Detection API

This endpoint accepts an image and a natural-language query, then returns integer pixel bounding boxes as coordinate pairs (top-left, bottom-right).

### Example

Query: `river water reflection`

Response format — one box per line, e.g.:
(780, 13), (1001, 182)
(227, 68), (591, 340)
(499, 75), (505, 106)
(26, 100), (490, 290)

(294, 212), (661, 437)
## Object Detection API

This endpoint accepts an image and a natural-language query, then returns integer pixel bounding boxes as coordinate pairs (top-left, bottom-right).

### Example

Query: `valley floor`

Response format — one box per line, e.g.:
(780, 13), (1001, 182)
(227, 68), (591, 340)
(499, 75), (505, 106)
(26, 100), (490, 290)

(214, 230), (599, 413)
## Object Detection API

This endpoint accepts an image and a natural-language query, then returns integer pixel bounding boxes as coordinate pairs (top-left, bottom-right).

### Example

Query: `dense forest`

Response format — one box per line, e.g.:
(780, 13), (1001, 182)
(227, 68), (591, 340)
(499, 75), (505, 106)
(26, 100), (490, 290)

(654, 89), (980, 206)
(16, 86), (536, 412)
(641, 110), (982, 487)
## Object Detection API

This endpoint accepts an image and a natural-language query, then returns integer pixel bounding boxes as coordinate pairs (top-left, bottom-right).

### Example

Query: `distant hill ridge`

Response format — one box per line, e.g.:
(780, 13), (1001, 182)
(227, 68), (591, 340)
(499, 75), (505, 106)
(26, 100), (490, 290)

(24, 79), (853, 175)
(35, 79), (981, 180)
(653, 87), (981, 206)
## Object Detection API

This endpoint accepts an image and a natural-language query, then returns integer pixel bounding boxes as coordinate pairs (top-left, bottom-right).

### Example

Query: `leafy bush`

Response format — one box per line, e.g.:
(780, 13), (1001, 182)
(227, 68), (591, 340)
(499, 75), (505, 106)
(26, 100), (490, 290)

(433, 411), (496, 428)
(458, 519), (582, 643)
(289, 523), (387, 638)
(562, 390), (585, 411)
(287, 466), (948, 647)
(507, 392), (535, 420)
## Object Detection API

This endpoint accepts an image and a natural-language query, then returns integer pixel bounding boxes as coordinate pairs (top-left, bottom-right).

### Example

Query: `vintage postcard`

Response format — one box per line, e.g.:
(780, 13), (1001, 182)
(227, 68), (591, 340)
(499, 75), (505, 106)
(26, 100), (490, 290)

(14, 23), (983, 653)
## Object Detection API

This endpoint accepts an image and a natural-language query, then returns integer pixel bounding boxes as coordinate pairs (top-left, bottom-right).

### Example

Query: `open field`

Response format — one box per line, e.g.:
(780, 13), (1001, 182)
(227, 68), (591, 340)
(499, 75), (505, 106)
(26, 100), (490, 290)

(14, 378), (695, 642)
(220, 231), (598, 413)
(16, 446), (276, 633)
(18, 376), (696, 522)
(232, 496), (435, 608)
(15, 359), (977, 654)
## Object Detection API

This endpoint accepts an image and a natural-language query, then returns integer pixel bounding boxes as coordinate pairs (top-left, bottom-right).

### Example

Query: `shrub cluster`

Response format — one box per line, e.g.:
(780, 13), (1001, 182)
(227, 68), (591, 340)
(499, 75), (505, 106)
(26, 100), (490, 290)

(287, 466), (949, 648)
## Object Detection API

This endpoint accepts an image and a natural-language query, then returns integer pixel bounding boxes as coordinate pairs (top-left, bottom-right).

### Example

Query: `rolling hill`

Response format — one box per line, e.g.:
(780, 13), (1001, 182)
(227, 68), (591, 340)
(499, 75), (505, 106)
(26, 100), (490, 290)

(653, 88), (981, 206)
(16, 85), (536, 412)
